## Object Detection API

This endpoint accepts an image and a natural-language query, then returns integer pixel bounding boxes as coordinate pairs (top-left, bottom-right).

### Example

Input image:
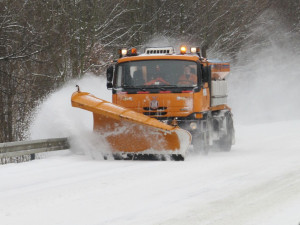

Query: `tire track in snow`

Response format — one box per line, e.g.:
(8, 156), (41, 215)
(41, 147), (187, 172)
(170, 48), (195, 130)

(161, 168), (300, 225)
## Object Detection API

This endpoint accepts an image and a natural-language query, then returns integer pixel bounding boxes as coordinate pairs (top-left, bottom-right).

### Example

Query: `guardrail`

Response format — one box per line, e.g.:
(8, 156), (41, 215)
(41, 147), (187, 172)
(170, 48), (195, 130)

(0, 138), (70, 164)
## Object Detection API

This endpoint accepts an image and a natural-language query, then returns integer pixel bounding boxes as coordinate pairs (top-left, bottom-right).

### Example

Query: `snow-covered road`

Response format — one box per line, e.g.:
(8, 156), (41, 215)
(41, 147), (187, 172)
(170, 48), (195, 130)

(1, 120), (300, 225)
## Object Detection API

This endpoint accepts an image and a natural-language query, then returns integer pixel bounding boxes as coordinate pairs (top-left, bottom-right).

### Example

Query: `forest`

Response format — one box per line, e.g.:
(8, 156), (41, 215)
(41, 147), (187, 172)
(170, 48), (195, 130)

(0, 0), (299, 142)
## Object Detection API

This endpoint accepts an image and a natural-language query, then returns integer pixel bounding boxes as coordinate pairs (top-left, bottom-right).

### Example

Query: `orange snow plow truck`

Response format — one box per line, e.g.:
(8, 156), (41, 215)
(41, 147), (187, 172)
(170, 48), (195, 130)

(71, 46), (235, 160)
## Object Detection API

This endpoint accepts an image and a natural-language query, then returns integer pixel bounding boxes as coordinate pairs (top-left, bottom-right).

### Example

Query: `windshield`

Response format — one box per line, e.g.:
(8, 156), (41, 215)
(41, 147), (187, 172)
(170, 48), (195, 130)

(115, 60), (198, 88)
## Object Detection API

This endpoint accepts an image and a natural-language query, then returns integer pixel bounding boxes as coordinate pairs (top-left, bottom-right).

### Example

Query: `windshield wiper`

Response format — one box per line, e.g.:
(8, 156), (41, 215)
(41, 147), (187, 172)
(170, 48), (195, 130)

(159, 85), (178, 87)
(137, 85), (178, 88)
(122, 85), (147, 91)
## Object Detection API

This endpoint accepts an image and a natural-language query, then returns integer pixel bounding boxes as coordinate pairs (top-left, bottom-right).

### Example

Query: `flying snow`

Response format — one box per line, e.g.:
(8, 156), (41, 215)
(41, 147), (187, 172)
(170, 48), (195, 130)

(29, 73), (112, 159)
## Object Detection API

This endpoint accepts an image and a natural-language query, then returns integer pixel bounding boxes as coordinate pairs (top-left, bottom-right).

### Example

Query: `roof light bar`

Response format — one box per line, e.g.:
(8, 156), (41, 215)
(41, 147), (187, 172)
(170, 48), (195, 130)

(119, 47), (138, 57)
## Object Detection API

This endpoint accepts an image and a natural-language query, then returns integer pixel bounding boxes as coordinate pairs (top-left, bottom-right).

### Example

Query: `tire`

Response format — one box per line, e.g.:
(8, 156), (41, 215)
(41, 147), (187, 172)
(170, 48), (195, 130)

(218, 112), (234, 152)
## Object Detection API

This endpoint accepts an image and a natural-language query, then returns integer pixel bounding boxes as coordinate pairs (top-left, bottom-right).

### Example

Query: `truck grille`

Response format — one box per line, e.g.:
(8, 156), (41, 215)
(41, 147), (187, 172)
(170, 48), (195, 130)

(143, 106), (168, 116)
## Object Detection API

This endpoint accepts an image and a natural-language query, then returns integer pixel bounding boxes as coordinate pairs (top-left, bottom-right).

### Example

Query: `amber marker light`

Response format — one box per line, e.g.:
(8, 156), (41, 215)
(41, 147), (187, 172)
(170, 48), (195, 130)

(131, 48), (137, 55)
(194, 113), (203, 119)
(180, 45), (187, 54)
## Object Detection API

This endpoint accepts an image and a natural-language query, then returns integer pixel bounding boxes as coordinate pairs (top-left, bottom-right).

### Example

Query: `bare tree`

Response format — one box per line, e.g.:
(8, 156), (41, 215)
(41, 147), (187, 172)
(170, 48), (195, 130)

(0, 0), (299, 142)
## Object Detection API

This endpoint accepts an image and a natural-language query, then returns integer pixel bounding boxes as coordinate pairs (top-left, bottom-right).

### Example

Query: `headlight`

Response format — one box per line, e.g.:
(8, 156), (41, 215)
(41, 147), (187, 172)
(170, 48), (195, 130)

(190, 122), (197, 130)
(121, 48), (127, 56)
(190, 46), (201, 54)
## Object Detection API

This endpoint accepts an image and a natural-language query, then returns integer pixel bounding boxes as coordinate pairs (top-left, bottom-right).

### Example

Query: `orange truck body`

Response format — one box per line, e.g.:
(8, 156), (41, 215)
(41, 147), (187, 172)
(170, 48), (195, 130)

(114, 55), (230, 118)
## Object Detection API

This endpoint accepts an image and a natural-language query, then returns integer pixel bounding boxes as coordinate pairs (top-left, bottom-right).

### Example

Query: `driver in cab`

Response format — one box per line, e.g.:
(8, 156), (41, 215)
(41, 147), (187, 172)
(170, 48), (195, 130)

(178, 65), (197, 86)
(144, 65), (169, 85)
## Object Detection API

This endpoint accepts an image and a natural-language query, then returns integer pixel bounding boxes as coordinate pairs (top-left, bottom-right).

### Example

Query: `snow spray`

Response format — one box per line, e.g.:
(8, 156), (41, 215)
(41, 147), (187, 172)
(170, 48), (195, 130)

(29, 74), (112, 159)
(228, 13), (300, 124)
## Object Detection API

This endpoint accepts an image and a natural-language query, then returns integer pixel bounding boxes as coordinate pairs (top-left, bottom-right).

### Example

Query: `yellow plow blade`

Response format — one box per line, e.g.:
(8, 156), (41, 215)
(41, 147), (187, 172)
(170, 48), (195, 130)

(71, 91), (191, 160)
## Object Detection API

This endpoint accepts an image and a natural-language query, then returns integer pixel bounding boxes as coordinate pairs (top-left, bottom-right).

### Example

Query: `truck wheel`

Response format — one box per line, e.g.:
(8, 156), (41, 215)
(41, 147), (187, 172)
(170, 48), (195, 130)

(218, 112), (234, 151)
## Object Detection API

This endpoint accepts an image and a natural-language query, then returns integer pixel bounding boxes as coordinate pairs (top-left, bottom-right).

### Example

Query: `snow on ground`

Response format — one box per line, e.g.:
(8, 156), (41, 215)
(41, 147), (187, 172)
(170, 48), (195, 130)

(1, 120), (300, 225)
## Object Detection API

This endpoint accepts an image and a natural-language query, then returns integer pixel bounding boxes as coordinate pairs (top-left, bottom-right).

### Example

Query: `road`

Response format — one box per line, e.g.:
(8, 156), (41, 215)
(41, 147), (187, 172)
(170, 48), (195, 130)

(1, 120), (300, 225)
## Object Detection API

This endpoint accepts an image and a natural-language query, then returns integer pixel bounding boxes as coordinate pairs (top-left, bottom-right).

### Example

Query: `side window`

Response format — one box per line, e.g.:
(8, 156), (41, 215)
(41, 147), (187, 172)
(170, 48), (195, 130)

(116, 65), (123, 87)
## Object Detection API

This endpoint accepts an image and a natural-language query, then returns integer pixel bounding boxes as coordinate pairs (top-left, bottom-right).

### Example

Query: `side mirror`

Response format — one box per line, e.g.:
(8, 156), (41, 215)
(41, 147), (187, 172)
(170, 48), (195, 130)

(202, 66), (210, 83)
(106, 66), (114, 89)
(107, 82), (113, 89)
